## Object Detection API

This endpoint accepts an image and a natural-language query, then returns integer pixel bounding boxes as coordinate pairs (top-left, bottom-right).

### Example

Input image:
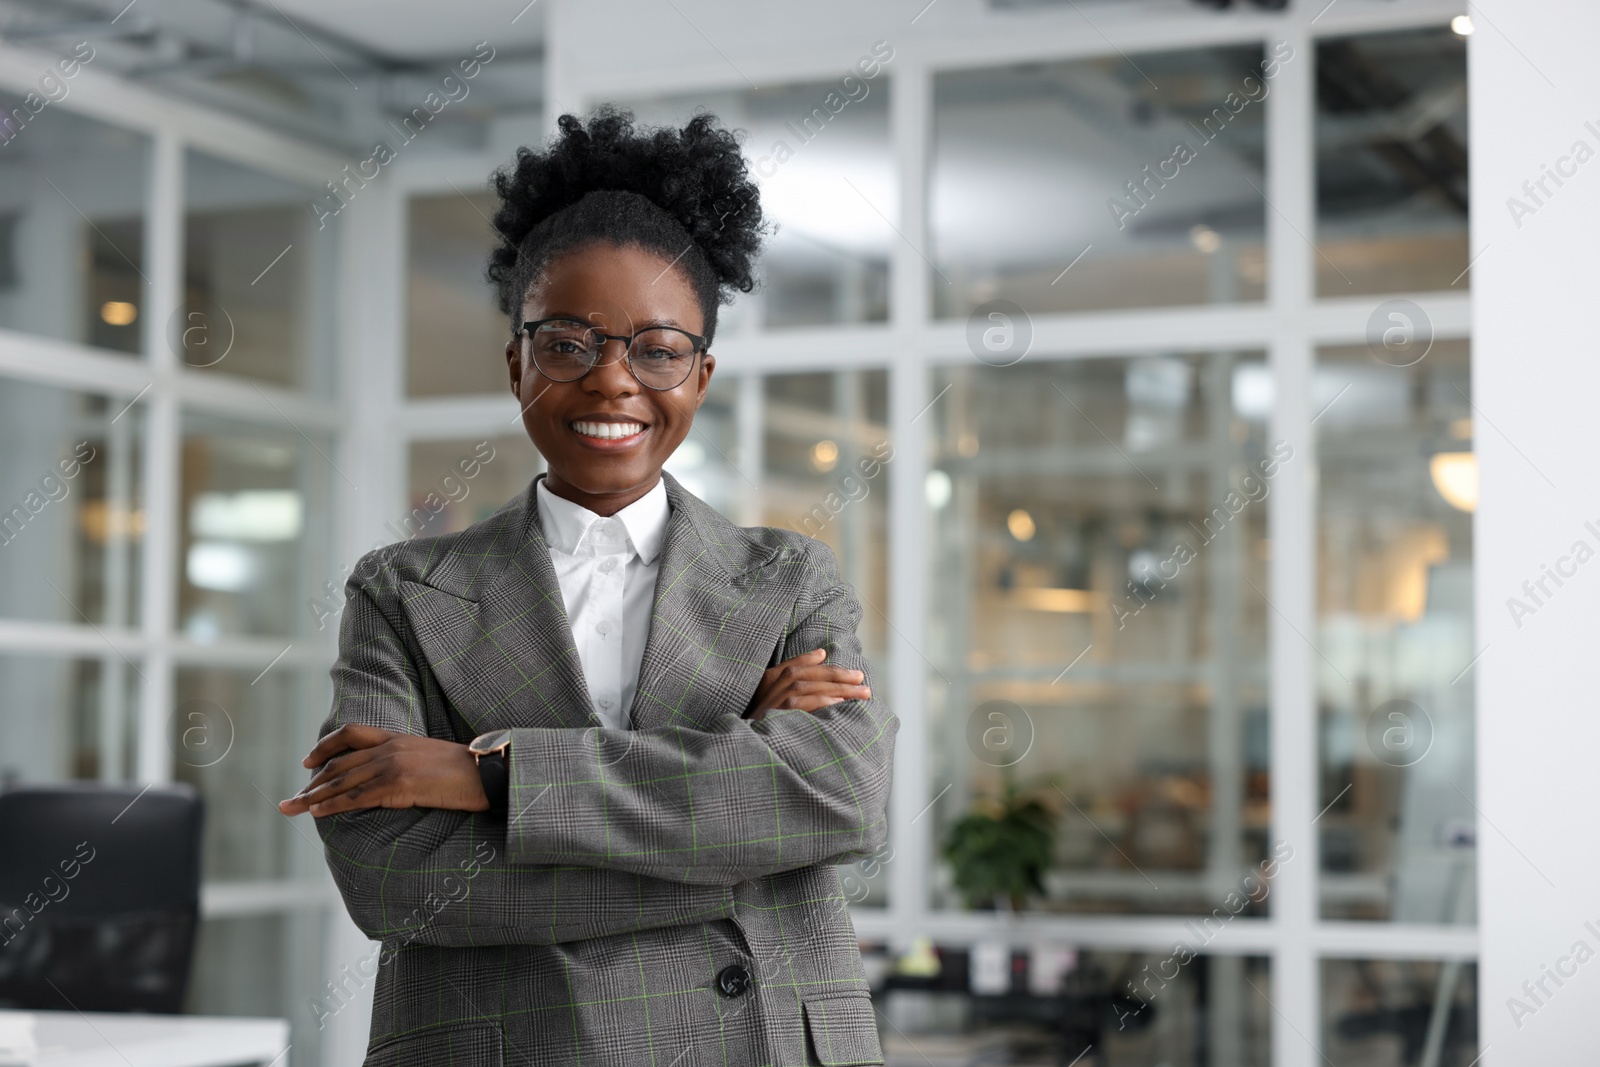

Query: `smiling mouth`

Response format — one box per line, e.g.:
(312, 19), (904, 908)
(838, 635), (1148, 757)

(571, 420), (647, 440)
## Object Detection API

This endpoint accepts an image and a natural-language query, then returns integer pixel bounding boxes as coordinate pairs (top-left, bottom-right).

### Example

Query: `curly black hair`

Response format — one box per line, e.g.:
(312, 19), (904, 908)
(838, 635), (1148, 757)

(485, 105), (766, 347)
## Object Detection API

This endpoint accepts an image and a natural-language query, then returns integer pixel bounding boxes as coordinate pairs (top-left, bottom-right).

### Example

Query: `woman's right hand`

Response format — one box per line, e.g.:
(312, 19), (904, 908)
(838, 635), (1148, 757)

(743, 647), (872, 722)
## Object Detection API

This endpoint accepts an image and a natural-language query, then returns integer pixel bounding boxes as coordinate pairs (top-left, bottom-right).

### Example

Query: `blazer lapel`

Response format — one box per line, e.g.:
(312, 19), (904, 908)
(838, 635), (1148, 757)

(402, 475), (602, 734)
(626, 472), (791, 733)
(405, 470), (787, 736)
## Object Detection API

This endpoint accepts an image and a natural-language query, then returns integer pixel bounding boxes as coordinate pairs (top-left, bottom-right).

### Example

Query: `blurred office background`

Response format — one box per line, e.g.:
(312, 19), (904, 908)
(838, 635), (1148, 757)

(0, 0), (1524, 1063)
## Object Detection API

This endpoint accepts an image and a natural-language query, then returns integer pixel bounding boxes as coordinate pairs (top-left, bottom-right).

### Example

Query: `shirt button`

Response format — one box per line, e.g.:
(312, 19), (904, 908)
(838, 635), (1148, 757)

(599, 697), (612, 709)
(600, 558), (618, 573)
(596, 620), (611, 636)
(715, 964), (752, 998)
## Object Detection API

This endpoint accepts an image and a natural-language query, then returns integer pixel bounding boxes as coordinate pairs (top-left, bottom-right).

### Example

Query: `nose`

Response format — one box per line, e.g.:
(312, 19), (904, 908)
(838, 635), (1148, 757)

(581, 336), (639, 393)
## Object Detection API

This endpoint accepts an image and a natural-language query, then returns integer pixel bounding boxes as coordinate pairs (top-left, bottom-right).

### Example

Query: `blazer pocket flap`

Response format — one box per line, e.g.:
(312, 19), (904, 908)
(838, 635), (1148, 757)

(366, 1023), (504, 1067)
(802, 994), (883, 1066)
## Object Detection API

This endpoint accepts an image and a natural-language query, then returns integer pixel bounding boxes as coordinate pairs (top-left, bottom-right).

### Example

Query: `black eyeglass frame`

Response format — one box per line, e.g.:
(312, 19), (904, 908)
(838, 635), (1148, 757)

(518, 317), (709, 391)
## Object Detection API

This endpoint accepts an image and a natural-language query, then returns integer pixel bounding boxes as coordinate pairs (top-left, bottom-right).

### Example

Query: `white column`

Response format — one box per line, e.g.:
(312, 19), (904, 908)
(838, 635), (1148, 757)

(316, 156), (409, 1067)
(1473, 1), (1600, 1060)
(136, 129), (182, 785)
(1266, 19), (1318, 1067)
(886, 53), (932, 942)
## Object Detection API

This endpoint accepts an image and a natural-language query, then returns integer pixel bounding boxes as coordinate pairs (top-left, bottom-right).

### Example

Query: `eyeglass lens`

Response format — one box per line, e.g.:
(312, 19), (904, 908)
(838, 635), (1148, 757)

(527, 319), (698, 388)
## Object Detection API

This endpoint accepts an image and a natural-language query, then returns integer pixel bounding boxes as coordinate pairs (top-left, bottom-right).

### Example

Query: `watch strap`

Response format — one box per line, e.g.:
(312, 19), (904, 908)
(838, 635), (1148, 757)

(476, 750), (509, 814)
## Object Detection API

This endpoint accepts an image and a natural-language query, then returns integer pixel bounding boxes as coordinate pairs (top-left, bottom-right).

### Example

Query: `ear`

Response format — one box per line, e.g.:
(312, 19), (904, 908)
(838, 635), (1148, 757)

(693, 352), (715, 410)
(506, 334), (523, 399)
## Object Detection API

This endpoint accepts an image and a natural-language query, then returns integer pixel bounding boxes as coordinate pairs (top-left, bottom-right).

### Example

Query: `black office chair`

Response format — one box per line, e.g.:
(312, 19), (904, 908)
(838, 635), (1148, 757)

(0, 782), (204, 1013)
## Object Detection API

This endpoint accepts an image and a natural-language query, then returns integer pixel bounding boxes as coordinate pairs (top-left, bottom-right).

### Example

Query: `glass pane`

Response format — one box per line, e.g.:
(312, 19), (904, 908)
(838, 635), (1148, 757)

(404, 433), (543, 539)
(1315, 28), (1469, 295)
(179, 414), (333, 640)
(932, 46), (1270, 319)
(0, 89), (149, 354)
(667, 371), (743, 518)
(183, 151), (336, 390)
(929, 353), (1277, 916)
(0, 380), (143, 627)
(617, 80), (893, 330)
(0, 653), (138, 785)
(1322, 958), (1477, 1066)
(406, 190), (508, 397)
(187, 912), (324, 1067)
(872, 944), (1270, 1065)
(173, 666), (330, 882)
(759, 369), (890, 674)
(1317, 341), (1475, 923)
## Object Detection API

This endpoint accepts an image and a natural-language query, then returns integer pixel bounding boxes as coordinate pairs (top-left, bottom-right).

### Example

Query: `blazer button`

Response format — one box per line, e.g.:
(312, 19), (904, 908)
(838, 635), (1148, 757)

(715, 964), (752, 997)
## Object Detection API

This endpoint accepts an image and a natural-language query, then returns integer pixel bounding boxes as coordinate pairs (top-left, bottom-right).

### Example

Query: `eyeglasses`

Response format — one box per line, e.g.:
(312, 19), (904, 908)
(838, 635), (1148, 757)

(518, 317), (707, 391)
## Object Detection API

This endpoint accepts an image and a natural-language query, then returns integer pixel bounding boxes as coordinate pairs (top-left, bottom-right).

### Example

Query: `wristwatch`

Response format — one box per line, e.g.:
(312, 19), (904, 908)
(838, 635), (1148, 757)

(468, 729), (512, 814)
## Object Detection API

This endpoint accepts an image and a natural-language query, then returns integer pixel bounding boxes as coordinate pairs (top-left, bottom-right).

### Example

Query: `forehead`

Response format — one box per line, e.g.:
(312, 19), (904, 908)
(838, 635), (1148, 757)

(526, 242), (703, 334)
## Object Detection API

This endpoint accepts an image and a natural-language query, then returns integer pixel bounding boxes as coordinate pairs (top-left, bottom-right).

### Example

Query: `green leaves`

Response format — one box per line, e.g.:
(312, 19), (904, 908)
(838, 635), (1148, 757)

(942, 784), (1057, 911)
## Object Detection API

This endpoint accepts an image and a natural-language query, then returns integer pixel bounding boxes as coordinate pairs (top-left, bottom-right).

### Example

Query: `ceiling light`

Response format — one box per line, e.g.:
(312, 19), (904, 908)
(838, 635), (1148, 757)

(1430, 452), (1478, 512)
(810, 440), (839, 472)
(187, 542), (256, 592)
(1007, 508), (1036, 541)
(1451, 15), (1475, 36)
(191, 490), (303, 541)
(1012, 587), (1093, 612)
(100, 301), (137, 326)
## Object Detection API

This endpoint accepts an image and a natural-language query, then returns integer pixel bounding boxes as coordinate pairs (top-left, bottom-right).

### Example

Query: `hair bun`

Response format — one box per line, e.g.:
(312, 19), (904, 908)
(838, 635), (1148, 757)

(486, 105), (766, 326)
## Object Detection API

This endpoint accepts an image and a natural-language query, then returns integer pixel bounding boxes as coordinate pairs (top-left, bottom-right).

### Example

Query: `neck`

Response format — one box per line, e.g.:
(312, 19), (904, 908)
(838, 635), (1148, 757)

(542, 470), (662, 516)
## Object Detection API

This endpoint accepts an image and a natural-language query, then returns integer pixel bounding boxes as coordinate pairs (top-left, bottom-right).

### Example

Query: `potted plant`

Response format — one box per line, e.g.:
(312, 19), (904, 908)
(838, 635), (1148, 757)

(942, 768), (1059, 912)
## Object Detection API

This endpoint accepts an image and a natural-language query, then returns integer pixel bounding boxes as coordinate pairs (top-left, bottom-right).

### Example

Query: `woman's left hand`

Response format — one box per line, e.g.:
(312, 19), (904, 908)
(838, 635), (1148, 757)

(277, 723), (489, 817)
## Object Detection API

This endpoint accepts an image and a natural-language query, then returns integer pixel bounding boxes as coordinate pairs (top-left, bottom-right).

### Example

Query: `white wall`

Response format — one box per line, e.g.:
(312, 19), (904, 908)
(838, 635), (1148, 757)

(1473, 1), (1600, 1060)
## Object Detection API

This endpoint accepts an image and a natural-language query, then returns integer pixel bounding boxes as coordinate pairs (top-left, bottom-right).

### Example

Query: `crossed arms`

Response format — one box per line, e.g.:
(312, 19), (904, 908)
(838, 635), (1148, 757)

(292, 541), (898, 948)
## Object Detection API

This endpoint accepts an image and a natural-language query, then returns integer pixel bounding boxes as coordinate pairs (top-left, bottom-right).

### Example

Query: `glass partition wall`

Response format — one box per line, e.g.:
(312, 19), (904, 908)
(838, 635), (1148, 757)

(504, 8), (1473, 1066)
(0, 72), (342, 1067)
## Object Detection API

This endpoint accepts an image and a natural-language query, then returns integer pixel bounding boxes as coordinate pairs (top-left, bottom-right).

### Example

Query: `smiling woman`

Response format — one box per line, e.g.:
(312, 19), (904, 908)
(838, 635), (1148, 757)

(280, 107), (899, 1067)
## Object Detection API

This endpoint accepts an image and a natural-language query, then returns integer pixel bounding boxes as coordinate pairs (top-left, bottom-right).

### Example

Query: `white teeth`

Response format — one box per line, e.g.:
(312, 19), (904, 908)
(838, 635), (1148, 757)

(572, 420), (645, 440)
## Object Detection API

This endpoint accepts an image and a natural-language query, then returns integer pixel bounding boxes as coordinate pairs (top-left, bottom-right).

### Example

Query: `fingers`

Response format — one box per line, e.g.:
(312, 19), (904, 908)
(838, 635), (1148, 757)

(295, 784), (393, 818)
(774, 681), (872, 711)
(302, 745), (381, 792)
(278, 757), (391, 817)
(299, 748), (384, 801)
(744, 647), (874, 720)
(771, 648), (828, 670)
(302, 760), (389, 815)
(302, 723), (394, 769)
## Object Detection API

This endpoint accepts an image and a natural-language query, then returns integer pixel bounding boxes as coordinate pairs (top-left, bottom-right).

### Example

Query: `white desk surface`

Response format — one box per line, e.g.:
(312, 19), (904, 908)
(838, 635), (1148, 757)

(0, 1010), (289, 1067)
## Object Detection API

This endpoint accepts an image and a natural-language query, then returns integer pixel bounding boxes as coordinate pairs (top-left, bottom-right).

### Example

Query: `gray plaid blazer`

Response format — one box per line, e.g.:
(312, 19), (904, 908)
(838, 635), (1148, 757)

(313, 470), (898, 1066)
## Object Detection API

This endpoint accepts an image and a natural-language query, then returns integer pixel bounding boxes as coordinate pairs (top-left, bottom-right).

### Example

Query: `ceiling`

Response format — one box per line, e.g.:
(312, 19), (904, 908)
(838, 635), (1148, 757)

(0, 0), (546, 151)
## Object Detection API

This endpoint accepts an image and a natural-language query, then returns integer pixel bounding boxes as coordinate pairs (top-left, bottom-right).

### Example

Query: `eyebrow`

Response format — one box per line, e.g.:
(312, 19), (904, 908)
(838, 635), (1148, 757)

(537, 313), (693, 332)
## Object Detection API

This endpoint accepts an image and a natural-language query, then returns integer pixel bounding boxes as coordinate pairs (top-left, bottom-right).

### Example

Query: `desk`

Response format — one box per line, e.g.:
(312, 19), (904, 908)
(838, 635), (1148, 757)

(0, 1011), (289, 1067)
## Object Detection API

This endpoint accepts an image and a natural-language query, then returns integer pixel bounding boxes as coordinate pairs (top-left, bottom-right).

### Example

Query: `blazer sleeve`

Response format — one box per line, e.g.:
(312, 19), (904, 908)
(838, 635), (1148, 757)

(311, 567), (737, 948)
(503, 538), (899, 886)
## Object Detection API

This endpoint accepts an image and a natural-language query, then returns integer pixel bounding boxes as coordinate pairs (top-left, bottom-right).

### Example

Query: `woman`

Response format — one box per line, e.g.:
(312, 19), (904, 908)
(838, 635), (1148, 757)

(278, 107), (898, 1066)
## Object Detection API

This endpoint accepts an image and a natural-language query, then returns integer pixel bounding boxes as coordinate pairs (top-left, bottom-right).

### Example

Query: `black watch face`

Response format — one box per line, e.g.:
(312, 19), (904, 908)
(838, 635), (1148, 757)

(470, 728), (512, 756)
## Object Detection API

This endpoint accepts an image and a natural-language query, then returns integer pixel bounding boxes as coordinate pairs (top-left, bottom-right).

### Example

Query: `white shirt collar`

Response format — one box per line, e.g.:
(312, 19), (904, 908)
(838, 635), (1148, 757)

(536, 475), (669, 565)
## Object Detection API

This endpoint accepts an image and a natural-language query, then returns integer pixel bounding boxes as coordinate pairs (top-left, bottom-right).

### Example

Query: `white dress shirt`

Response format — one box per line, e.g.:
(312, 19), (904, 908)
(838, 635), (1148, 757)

(535, 476), (669, 731)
